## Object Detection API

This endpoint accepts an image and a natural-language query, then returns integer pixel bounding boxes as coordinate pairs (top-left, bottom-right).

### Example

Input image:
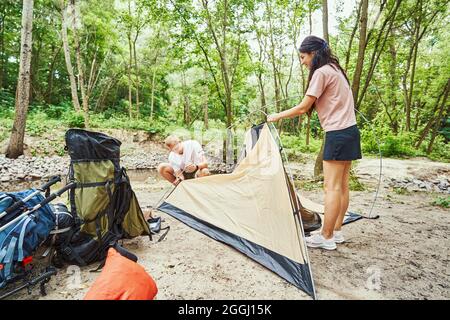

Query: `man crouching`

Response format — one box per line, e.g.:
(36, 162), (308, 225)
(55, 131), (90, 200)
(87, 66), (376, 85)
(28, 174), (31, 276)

(158, 135), (210, 185)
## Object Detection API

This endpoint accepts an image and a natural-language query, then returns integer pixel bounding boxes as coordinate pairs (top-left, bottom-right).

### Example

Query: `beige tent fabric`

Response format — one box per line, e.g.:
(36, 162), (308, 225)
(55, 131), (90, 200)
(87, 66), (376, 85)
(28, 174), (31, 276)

(165, 124), (308, 264)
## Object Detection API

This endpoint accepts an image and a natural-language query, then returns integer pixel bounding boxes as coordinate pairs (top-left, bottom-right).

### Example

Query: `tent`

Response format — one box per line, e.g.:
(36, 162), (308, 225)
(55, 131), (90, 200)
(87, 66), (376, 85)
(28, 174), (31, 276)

(158, 123), (361, 299)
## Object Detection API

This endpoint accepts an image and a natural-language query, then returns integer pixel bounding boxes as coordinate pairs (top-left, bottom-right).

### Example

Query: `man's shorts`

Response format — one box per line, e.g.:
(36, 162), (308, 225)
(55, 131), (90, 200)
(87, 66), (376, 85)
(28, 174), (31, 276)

(183, 168), (198, 180)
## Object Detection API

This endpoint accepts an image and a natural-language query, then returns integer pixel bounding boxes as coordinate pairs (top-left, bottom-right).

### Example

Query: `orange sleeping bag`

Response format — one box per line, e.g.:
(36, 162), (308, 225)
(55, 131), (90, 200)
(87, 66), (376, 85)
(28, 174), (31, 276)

(84, 247), (158, 300)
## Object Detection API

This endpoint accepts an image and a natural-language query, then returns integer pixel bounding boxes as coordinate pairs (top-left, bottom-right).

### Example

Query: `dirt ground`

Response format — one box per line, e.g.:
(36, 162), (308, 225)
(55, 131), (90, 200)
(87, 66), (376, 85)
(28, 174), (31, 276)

(4, 157), (450, 300)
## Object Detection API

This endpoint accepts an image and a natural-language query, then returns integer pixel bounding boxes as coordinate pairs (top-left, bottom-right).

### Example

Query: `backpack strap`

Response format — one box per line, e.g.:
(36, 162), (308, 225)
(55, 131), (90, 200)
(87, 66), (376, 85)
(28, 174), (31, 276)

(17, 216), (33, 262)
(2, 237), (18, 282)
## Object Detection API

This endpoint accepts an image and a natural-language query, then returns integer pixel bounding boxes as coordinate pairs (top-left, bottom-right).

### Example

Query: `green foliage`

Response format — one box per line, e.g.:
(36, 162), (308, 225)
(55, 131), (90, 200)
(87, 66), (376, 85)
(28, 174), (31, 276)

(349, 168), (366, 191)
(64, 112), (86, 128)
(0, 0), (448, 165)
(280, 133), (322, 160)
(294, 179), (322, 191)
(0, 119), (12, 143)
(0, 90), (15, 118)
(431, 196), (449, 208)
(393, 187), (410, 195)
(90, 113), (168, 135)
(424, 135), (450, 162)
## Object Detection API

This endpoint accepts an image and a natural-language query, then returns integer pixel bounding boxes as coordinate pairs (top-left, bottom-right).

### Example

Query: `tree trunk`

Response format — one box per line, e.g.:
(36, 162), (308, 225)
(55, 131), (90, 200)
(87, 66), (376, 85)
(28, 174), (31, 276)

(314, 132), (325, 178)
(150, 69), (156, 120)
(202, 0), (233, 127)
(415, 81), (448, 148)
(45, 44), (61, 104)
(308, 4), (312, 35)
(0, 10), (5, 89)
(357, 0), (402, 109)
(427, 79), (449, 154)
(183, 94), (190, 126)
(306, 114), (311, 146)
(181, 68), (190, 126)
(6, 0), (34, 159)
(221, 0), (232, 127)
(388, 32), (398, 133)
(299, 51), (306, 133)
(345, 1), (363, 72)
(322, 0), (329, 43)
(266, 0), (281, 114)
(127, 0), (133, 119)
(133, 39), (140, 119)
(95, 75), (117, 111)
(29, 33), (41, 103)
(252, 16), (267, 117)
(60, 1), (80, 112)
(71, 0), (89, 127)
(351, 0), (368, 107)
(127, 33), (133, 118)
(204, 97), (209, 130)
(257, 73), (267, 114)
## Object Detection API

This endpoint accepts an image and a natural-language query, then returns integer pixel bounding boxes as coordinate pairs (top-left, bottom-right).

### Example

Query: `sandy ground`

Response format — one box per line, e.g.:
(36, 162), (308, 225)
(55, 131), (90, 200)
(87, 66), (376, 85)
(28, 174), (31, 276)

(3, 157), (449, 300)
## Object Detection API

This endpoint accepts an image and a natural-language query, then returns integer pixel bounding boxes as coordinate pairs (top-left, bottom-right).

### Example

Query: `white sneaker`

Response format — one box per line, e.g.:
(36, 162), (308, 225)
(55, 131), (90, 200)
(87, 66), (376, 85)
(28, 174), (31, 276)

(333, 230), (345, 244)
(305, 233), (336, 250)
(310, 229), (345, 244)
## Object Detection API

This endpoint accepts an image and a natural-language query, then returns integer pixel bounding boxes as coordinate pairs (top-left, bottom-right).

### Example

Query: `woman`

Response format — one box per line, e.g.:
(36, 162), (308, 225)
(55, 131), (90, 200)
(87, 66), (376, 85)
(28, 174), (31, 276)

(267, 35), (362, 251)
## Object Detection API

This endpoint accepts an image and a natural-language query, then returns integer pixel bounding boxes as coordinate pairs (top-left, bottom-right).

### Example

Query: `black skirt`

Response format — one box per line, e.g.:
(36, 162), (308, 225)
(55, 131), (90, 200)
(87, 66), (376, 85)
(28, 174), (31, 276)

(323, 125), (362, 161)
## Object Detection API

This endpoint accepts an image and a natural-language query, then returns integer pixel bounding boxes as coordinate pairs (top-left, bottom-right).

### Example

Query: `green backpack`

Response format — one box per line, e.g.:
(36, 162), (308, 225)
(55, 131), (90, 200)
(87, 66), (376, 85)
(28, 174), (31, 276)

(55, 129), (150, 266)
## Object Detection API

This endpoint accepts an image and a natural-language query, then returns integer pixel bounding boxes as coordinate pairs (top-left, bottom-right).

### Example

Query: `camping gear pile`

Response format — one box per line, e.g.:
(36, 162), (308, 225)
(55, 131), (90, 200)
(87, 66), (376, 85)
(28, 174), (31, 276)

(0, 129), (152, 299)
(0, 176), (73, 299)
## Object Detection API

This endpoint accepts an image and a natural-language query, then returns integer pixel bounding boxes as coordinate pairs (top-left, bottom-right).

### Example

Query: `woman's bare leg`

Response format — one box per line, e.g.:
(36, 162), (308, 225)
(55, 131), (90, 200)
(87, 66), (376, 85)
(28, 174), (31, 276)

(334, 161), (351, 231)
(322, 160), (347, 239)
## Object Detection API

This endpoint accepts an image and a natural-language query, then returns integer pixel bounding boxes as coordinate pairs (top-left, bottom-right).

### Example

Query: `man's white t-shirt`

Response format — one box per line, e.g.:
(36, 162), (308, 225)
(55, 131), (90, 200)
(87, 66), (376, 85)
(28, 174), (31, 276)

(168, 140), (205, 172)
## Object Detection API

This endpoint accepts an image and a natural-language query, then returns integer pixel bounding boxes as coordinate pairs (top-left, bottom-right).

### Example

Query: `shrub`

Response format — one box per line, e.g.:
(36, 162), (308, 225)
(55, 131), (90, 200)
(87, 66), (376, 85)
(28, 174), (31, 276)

(432, 196), (450, 208)
(64, 112), (85, 128)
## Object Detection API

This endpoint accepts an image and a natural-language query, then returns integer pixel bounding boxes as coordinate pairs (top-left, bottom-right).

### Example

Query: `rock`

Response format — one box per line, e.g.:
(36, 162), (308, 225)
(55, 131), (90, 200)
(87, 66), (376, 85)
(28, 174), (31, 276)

(16, 173), (26, 180)
(438, 181), (449, 190)
(29, 172), (42, 179)
(1, 175), (10, 182)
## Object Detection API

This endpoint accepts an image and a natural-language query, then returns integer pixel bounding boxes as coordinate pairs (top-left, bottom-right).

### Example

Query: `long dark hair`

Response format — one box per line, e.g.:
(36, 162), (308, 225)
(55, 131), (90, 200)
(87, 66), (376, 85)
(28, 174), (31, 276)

(299, 36), (350, 114)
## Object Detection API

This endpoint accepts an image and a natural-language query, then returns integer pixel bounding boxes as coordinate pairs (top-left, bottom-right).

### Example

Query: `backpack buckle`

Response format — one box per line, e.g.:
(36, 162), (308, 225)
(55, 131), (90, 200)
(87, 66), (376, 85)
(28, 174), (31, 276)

(63, 247), (72, 256)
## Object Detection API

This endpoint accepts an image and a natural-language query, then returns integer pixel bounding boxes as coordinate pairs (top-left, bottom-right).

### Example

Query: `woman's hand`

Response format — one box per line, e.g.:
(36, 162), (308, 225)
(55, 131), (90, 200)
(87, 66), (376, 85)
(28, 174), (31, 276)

(267, 113), (281, 122)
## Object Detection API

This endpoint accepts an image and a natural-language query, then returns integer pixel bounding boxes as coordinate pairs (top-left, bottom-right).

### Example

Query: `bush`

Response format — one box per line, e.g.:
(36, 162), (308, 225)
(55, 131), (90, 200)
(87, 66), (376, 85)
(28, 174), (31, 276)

(360, 111), (419, 158)
(89, 113), (169, 136)
(0, 90), (15, 118)
(280, 133), (322, 160)
(432, 196), (450, 208)
(424, 135), (450, 162)
(64, 112), (85, 128)
(45, 103), (71, 119)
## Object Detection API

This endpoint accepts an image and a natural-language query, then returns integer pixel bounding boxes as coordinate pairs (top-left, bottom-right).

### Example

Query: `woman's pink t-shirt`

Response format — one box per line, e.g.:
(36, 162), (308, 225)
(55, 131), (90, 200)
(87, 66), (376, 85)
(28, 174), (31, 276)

(305, 64), (357, 132)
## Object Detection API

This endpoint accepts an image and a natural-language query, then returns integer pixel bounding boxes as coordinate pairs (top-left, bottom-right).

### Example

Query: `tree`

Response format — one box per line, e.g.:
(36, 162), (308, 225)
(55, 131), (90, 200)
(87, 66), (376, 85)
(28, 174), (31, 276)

(351, 0), (368, 106)
(322, 0), (329, 43)
(60, 0), (80, 111)
(70, 0), (89, 127)
(6, 0), (34, 159)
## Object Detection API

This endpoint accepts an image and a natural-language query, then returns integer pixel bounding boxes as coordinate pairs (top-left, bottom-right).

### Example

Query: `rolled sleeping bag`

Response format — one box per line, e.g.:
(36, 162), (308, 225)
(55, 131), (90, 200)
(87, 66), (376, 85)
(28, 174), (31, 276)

(84, 247), (158, 300)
